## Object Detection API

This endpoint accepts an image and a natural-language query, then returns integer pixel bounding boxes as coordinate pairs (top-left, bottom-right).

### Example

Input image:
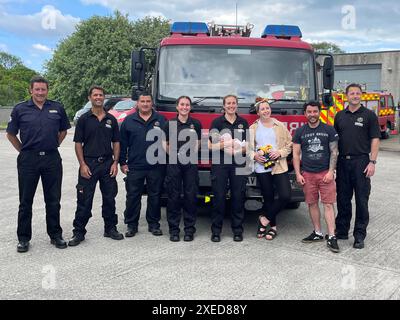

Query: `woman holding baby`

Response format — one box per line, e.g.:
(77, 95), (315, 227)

(248, 99), (292, 240)
(208, 95), (249, 242)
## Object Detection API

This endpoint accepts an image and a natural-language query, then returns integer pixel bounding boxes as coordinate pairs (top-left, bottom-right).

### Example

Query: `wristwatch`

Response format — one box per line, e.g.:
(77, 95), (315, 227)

(369, 160), (377, 164)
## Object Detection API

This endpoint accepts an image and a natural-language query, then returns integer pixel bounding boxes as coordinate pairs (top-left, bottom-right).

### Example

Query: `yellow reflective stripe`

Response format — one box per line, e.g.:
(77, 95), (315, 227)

(320, 111), (328, 123)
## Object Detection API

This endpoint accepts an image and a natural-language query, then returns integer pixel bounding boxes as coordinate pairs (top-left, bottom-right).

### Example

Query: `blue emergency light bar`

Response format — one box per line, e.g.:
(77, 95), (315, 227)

(262, 25), (302, 38)
(170, 22), (209, 35)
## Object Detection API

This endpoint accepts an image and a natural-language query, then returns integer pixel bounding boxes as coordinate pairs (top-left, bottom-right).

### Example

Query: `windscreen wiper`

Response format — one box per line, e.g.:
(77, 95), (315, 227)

(193, 96), (246, 105)
(192, 96), (224, 105)
(268, 99), (306, 105)
(157, 96), (176, 103)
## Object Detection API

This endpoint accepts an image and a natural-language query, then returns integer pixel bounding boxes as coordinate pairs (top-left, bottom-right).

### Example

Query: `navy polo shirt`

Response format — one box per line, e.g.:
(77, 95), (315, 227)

(209, 114), (249, 165)
(73, 109), (120, 158)
(7, 99), (71, 151)
(334, 106), (380, 156)
(120, 110), (167, 170)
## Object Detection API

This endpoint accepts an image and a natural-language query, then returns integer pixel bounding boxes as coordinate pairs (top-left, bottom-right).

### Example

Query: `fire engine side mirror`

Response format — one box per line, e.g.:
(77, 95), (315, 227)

(131, 50), (146, 88)
(322, 93), (333, 107)
(323, 56), (335, 90)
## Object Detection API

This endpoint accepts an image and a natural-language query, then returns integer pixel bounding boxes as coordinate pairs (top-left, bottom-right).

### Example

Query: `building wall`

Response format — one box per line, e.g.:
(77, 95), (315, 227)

(333, 51), (400, 105)
(334, 64), (382, 91)
(333, 51), (400, 130)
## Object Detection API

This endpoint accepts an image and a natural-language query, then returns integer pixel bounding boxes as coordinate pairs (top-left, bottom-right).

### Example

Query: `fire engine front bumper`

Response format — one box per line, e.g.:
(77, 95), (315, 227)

(197, 169), (304, 203)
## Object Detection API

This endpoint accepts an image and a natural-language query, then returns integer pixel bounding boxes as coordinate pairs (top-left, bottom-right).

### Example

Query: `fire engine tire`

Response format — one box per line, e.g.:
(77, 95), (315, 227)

(381, 129), (390, 139)
(286, 202), (301, 209)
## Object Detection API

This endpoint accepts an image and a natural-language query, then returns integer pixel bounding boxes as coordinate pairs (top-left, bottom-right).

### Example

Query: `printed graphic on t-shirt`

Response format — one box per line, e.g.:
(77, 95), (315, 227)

(307, 136), (324, 154)
(304, 132), (329, 161)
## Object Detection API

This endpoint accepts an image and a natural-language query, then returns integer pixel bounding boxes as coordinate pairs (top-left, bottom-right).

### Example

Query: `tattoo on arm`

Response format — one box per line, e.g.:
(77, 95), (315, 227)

(329, 141), (338, 171)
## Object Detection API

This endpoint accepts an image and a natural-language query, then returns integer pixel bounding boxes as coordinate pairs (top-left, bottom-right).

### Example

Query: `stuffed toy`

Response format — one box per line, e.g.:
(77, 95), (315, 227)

(257, 145), (275, 169)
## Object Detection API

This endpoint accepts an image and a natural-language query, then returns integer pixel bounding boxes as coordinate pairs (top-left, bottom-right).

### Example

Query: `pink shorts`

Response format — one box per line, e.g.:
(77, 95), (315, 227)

(302, 170), (336, 204)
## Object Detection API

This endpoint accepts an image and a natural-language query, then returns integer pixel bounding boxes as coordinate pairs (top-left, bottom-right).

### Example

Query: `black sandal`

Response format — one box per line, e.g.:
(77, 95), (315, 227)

(265, 229), (277, 240)
(257, 215), (269, 238)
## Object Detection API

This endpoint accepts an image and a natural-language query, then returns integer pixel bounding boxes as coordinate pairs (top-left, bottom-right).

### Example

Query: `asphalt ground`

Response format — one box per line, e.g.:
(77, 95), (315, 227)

(0, 130), (399, 300)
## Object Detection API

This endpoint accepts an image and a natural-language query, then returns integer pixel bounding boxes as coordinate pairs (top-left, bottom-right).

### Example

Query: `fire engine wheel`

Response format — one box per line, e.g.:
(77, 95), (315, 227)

(381, 128), (390, 139)
(286, 202), (301, 209)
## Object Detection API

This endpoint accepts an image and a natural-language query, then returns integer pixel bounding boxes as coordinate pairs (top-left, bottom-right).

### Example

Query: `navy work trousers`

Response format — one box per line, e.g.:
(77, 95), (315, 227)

(17, 150), (63, 241)
(336, 155), (371, 241)
(165, 163), (198, 236)
(211, 164), (247, 235)
(72, 158), (118, 236)
(124, 166), (165, 231)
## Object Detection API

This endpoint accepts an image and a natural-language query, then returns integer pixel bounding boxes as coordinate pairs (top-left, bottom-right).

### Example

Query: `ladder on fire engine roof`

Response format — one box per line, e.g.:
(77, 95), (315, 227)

(208, 22), (254, 37)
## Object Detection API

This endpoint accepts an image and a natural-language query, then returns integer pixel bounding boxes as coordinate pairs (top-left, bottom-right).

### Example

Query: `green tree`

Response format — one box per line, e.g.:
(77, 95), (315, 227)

(312, 42), (345, 54)
(0, 52), (36, 106)
(131, 16), (171, 48)
(45, 12), (170, 117)
(0, 51), (22, 69)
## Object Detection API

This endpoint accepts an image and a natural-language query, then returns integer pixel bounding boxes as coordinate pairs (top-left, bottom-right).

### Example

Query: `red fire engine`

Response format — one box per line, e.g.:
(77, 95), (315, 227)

(131, 22), (335, 208)
(321, 91), (396, 139)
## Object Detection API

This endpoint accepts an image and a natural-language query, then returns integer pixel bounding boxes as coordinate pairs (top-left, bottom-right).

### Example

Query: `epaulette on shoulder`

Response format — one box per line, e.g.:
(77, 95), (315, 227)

(47, 99), (62, 106)
(14, 100), (28, 108)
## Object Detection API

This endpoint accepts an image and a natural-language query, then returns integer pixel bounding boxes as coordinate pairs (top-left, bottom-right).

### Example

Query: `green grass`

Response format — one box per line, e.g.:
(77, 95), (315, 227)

(0, 122), (8, 130)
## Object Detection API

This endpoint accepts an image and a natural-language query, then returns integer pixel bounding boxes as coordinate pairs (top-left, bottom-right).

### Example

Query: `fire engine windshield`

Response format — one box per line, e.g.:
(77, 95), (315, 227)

(158, 45), (316, 104)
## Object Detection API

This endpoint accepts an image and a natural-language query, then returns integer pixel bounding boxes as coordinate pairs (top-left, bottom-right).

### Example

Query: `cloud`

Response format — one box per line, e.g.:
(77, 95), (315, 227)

(0, 5), (80, 39)
(0, 43), (8, 52)
(32, 43), (52, 53)
(79, 0), (400, 47)
(80, 0), (309, 37)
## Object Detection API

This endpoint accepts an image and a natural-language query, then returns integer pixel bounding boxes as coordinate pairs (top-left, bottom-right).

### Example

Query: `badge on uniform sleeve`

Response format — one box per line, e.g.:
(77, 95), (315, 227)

(8, 116), (12, 123)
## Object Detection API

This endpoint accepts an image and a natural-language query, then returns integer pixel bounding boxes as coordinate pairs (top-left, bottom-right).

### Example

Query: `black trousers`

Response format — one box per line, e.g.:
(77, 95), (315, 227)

(17, 150), (63, 242)
(336, 155), (371, 240)
(124, 166), (165, 231)
(165, 164), (198, 235)
(211, 165), (247, 235)
(256, 171), (291, 227)
(72, 158), (118, 236)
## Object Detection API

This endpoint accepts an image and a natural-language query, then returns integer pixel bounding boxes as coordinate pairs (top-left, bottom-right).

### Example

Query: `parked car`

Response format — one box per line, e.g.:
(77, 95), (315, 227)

(108, 99), (136, 125)
(104, 97), (125, 111)
(73, 96), (130, 126)
(73, 101), (93, 126)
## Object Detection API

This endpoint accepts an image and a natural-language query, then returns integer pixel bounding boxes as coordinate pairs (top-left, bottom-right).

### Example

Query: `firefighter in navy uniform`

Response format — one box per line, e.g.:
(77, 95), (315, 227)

(334, 83), (380, 249)
(120, 92), (167, 237)
(163, 96), (202, 242)
(208, 95), (249, 242)
(6, 76), (71, 253)
(68, 86), (123, 246)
